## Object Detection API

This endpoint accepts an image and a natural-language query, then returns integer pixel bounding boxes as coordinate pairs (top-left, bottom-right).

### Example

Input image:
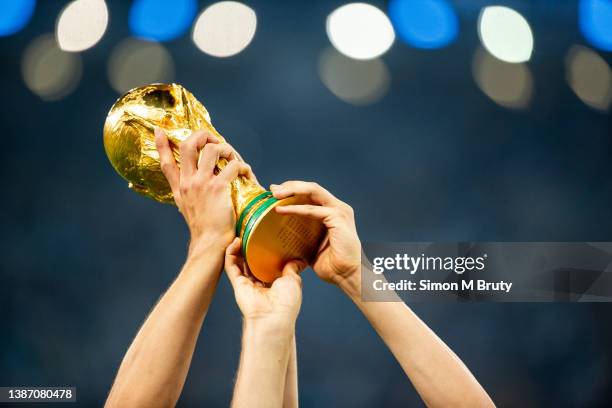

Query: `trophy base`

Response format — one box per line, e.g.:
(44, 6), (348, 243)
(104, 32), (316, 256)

(238, 193), (326, 283)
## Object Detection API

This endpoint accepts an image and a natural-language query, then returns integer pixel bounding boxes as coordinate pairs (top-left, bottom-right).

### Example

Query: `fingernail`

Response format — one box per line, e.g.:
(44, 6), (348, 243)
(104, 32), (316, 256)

(293, 260), (307, 271)
(270, 184), (278, 190)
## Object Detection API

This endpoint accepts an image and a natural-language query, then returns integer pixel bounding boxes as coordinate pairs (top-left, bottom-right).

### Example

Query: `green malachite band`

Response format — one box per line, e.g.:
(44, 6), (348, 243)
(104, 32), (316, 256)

(236, 191), (272, 235)
(242, 196), (278, 256)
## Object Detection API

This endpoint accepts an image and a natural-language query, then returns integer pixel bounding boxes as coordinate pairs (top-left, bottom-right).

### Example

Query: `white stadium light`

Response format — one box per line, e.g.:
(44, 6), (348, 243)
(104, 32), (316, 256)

(478, 6), (534, 63)
(326, 3), (395, 60)
(56, 0), (109, 52)
(192, 1), (257, 58)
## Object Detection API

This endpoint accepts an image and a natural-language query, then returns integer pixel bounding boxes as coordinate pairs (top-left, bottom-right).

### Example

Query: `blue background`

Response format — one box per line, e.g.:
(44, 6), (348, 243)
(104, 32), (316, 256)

(1, 0), (611, 406)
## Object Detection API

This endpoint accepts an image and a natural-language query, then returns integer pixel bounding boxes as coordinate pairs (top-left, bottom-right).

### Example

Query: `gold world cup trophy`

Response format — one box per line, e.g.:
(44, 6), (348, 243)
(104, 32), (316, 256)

(103, 83), (325, 283)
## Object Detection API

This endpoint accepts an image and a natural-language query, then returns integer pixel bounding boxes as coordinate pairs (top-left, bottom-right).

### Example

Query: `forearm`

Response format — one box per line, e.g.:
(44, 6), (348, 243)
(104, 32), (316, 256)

(232, 319), (294, 408)
(339, 270), (494, 408)
(106, 242), (224, 408)
(282, 337), (298, 408)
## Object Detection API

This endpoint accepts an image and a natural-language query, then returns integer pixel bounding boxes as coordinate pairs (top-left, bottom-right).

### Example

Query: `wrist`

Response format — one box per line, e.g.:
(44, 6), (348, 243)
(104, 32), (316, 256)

(244, 316), (295, 341)
(183, 238), (226, 280)
(188, 236), (227, 258)
(337, 267), (361, 300)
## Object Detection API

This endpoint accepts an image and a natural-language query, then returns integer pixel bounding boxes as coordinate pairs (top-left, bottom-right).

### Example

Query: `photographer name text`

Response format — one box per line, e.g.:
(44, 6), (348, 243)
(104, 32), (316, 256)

(372, 279), (513, 293)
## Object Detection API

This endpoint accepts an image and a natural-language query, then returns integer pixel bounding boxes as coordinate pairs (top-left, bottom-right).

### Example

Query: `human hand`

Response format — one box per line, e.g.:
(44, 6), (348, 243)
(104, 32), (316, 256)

(155, 128), (254, 252)
(270, 181), (361, 288)
(224, 237), (304, 326)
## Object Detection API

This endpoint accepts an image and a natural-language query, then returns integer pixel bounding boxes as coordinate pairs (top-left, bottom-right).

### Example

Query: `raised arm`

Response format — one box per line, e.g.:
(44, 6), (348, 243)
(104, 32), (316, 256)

(283, 338), (299, 408)
(105, 129), (252, 407)
(224, 238), (303, 408)
(271, 181), (495, 408)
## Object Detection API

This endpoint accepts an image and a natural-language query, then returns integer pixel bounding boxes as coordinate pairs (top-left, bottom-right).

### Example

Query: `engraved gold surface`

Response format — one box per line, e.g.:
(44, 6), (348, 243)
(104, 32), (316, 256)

(103, 83), (325, 282)
(103, 83), (264, 214)
(244, 196), (327, 283)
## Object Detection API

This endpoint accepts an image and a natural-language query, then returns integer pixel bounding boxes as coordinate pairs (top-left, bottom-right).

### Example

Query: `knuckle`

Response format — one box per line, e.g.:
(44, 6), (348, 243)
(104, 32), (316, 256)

(179, 141), (191, 154)
(191, 130), (206, 142)
(203, 143), (217, 155)
(195, 135), (207, 148)
(160, 160), (172, 171)
(229, 164), (241, 175)
(191, 177), (206, 188)
(211, 180), (225, 191)
(220, 163), (235, 177)
(181, 179), (197, 193)
(192, 130), (206, 139)
(179, 183), (190, 195)
(199, 129), (213, 138)
(222, 147), (234, 159)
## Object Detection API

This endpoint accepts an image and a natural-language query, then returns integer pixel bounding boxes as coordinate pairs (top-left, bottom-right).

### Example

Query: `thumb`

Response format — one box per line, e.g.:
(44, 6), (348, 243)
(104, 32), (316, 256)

(282, 259), (307, 277)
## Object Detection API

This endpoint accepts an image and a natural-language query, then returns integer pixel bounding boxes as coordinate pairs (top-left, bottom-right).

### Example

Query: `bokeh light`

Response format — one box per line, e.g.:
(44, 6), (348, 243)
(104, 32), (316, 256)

(326, 3), (395, 60)
(579, 0), (612, 51)
(472, 47), (533, 109)
(22, 33), (82, 101)
(318, 47), (390, 105)
(129, 0), (196, 42)
(56, 0), (109, 52)
(0, 0), (36, 37)
(478, 6), (534, 63)
(387, 0), (458, 49)
(565, 45), (611, 111)
(192, 1), (257, 58)
(107, 38), (174, 94)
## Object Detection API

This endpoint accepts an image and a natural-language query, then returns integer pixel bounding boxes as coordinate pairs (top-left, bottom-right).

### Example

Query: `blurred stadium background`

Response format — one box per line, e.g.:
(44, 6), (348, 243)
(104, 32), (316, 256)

(1, 0), (611, 406)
